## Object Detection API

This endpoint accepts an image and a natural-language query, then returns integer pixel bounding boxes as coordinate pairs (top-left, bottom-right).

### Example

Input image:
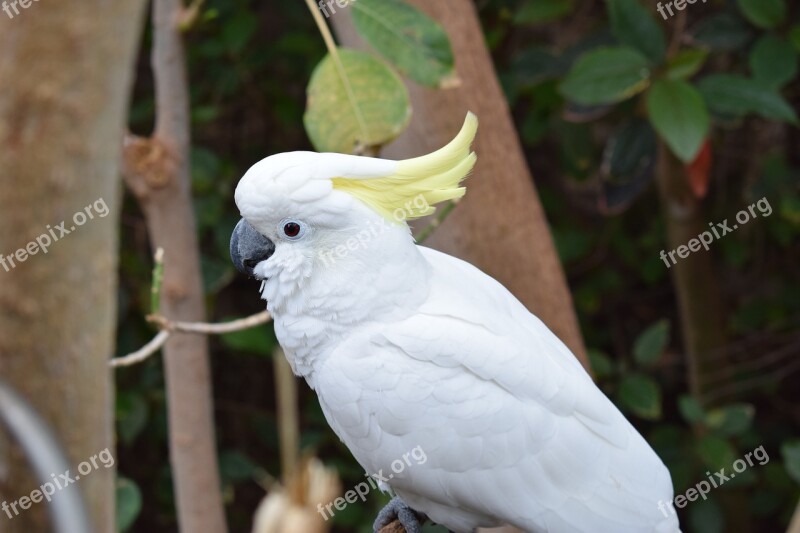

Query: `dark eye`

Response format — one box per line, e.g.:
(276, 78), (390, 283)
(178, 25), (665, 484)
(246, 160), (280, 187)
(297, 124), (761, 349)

(283, 222), (300, 237)
(281, 220), (306, 239)
(279, 219), (307, 240)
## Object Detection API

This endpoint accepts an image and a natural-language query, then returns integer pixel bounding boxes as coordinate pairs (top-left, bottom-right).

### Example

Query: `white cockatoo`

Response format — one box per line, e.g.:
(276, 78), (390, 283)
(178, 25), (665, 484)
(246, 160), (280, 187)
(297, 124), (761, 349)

(230, 113), (680, 533)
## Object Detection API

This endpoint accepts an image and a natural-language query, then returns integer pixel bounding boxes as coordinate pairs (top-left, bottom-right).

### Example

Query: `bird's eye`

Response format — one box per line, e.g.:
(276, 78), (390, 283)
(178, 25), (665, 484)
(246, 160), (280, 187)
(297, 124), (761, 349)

(279, 219), (307, 240)
(284, 223), (300, 237)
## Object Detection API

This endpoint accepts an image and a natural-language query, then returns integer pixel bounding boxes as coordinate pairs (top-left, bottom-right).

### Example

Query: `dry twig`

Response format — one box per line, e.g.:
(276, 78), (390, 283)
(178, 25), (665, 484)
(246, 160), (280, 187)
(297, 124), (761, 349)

(109, 311), (272, 368)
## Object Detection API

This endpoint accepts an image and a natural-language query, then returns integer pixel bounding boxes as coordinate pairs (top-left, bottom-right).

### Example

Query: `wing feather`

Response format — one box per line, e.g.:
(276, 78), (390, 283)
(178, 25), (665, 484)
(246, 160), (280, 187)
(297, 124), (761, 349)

(314, 247), (679, 532)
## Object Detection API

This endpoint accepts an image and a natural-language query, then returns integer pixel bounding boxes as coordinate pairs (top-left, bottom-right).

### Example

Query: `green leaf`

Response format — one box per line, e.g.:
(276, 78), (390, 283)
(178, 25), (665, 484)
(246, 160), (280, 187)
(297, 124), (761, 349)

(666, 48), (709, 80)
(695, 13), (752, 51)
(678, 395), (707, 424)
(782, 441), (800, 484)
(351, 0), (455, 88)
(560, 47), (651, 105)
(606, 0), (667, 64)
(116, 477), (142, 532)
(749, 35), (798, 88)
(697, 435), (737, 472)
(646, 79), (709, 162)
(618, 374), (662, 419)
(608, 118), (657, 178)
(588, 350), (615, 379)
(116, 392), (149, 446)
(697, 74), (798, 124)
(706, 403), (755, 436)
(514, 0), (574, 25)
(304, 48), (411, 153)
(737, 0), (786, 29)
(219, 450), (259, 483)
(633, 319), (670, 365)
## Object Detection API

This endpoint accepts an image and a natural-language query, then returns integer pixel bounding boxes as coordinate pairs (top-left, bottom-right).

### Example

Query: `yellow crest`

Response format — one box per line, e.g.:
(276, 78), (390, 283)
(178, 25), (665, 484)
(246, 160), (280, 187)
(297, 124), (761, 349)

(331, 113), (478, 221)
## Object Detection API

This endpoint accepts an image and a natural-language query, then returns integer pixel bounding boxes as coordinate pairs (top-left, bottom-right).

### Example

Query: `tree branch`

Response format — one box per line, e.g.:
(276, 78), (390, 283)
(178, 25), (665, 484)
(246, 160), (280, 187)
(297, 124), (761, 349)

(109, 311), (272, 368)
(273, 347), (300, 480)
(110, 330), (171, 368)
(119, 0), (228, 531)
(150, 310), (272, 334)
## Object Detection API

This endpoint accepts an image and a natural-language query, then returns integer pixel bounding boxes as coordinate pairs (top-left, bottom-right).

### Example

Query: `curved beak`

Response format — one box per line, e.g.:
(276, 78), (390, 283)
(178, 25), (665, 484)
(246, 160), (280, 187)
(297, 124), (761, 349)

(230, 219), (275, 278)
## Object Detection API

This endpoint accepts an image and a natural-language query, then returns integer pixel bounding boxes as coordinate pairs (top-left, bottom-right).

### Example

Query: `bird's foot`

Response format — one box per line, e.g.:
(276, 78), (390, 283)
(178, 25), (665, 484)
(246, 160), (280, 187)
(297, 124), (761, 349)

(373, 496), (423, 533)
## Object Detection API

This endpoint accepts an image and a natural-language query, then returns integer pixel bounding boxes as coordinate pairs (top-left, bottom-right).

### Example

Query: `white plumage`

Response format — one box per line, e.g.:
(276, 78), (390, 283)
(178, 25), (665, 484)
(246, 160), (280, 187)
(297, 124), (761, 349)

(233, 114), (681, 532)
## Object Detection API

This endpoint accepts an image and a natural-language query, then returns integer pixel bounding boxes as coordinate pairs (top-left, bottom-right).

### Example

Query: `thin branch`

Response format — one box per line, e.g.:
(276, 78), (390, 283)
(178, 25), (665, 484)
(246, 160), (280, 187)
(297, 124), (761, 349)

(303, 0), (369, 143)
(273, 346), (300, 479)
(787, 496), (800, 533)
(109, 311), (272, 368)
(702, 351), (800, 404)
(701, 337), (800, 387)
(109, 330), (171, 368)
(178, 0), (206, 31)
(668, 10), (687, 58)
(149, 310), (272, 334)
(151, 247), (165, 315)
(414, 199), (459, 244)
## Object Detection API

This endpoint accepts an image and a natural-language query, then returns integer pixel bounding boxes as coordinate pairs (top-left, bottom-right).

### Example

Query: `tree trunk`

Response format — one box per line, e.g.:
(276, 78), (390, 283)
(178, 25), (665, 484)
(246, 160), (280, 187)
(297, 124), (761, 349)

(121, 1), (228, 532)
(0, 2), (146, 532)
(655, 142), (751, 531)
(331, 0), (589, 370)
(655, 142), (728, 404)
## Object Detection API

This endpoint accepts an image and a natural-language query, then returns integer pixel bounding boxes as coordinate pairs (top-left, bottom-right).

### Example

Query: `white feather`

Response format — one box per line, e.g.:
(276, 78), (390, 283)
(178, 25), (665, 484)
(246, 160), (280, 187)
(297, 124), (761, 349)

(306, 247), (680, 532)
(235, 149), (681, 533)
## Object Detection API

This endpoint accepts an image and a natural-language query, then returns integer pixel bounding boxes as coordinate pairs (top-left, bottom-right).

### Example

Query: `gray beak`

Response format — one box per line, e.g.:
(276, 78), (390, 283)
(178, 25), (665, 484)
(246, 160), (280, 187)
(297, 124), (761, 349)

(230, 219), (275, 277)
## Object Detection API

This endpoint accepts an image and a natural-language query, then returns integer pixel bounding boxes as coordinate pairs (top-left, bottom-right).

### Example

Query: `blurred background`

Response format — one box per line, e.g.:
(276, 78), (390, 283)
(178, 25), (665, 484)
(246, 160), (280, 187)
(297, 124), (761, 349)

(0, 1), (798, 532)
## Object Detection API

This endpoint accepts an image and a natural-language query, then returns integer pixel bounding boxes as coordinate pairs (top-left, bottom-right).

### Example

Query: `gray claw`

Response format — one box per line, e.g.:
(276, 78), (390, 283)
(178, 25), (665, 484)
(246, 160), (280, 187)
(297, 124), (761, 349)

(373, 496), (422, 533)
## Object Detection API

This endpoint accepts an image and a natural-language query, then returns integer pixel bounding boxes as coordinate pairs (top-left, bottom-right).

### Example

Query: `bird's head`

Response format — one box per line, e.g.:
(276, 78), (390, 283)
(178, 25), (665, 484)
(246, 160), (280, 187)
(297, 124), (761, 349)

(230, 113), (477, 308)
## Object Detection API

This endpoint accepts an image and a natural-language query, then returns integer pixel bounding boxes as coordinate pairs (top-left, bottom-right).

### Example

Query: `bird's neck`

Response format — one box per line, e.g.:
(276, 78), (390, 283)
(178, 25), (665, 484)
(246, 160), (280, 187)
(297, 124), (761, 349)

(267, 224), (429, 378)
